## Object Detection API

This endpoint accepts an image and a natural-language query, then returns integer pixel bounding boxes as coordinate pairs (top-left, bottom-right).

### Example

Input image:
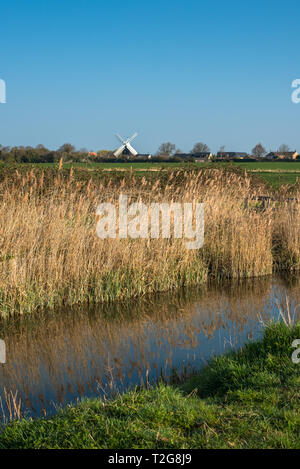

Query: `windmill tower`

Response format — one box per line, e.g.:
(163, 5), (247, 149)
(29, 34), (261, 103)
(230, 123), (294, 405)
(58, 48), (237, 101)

(114, 132), (138, 158)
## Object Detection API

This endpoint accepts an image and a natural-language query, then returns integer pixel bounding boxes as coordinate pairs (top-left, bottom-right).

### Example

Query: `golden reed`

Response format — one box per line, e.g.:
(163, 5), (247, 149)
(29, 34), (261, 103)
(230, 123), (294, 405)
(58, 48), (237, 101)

(0, 167), (298, 317)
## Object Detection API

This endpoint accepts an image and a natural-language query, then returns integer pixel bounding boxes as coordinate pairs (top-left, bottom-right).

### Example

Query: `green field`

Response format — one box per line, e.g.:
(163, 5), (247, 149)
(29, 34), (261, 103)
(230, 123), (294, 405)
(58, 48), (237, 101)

(235, 161), (300, 170)
(0, 161), (188, 170)
(43, 160), (300, 188)
(234, 161), (300, 187)
(1, 160), (300, 187)
(9, 161), (300, 170)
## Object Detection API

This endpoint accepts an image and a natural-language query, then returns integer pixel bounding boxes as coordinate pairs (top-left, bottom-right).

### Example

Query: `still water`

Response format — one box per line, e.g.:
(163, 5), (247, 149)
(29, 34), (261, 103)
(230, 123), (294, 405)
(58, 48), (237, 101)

(0, 276), (299, 421)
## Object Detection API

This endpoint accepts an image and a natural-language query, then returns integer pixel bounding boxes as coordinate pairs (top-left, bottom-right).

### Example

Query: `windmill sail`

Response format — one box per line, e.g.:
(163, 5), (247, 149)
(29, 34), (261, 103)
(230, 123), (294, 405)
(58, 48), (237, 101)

(126, 142), (138, 156)
(115, 133), (124, 143)
(114, 144), (126, 157)
(114, 132), (138, 157)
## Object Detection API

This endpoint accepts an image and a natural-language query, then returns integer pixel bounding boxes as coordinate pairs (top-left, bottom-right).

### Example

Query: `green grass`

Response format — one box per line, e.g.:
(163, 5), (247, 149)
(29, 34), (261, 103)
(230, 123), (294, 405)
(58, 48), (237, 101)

(1, 323), (299, 449)
(6, 160), (300, 171)
(252, 172), (300, 187)
(2, 159), (300, 188)
(3, 160), (300, 187)
(235, 161), (300, 170)
(0, 161), (189, 170)
(234, 161), (300, 187)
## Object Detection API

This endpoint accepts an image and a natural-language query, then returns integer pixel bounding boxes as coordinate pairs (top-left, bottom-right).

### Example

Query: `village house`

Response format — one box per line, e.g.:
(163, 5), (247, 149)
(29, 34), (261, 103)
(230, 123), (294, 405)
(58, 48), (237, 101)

(175, 152), (213, 161)
(216, 152), (248, 159)
(265, 151), (299, 160)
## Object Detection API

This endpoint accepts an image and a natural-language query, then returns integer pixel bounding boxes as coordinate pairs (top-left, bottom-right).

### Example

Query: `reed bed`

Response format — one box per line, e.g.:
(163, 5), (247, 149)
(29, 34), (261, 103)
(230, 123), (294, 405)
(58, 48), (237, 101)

(0, 167), (298, 317)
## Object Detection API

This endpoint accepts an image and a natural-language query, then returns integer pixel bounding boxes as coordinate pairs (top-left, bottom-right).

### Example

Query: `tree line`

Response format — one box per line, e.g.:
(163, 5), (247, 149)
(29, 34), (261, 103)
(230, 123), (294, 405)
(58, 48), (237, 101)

(156, 142), (294, 157)
(0, 141), (295, 163)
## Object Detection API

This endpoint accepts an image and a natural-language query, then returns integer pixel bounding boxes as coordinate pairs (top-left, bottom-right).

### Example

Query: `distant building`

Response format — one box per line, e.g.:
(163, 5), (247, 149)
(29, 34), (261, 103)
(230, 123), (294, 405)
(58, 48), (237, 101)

(175, 152), (213, 160)
(194, 158), (208, 163)
(265, 151), (298, 160)
(194, 152), (213, 160)
(216, 152), (248, 159)
(135, 154), (152, 160)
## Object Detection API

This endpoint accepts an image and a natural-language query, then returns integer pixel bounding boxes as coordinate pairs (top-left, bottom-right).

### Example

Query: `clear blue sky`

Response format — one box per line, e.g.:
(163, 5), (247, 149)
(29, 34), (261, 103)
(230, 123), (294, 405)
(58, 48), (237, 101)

(1, 0), (300, 154)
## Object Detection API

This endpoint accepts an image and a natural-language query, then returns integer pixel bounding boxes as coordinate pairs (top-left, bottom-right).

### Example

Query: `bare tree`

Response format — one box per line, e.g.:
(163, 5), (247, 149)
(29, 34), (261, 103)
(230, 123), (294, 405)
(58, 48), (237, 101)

(278, 144), (290, 153)
(252, 143), (266, 158)
(191, 142), (210, 153)
(157, 142), (176, 156)
(219, 145), (226, 152)
(58, 143), (76, 153)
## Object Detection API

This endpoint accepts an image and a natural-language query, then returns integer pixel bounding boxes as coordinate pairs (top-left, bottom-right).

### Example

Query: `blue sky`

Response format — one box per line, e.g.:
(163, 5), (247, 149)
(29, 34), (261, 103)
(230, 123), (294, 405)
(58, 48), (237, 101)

(1, 0), (300, 154)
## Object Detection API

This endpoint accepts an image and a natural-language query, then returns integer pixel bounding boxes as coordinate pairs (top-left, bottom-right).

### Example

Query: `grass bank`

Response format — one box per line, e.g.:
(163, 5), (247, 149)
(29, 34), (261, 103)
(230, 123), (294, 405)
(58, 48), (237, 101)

(1, 166), (300, 316)
(0, 322), (299, 449)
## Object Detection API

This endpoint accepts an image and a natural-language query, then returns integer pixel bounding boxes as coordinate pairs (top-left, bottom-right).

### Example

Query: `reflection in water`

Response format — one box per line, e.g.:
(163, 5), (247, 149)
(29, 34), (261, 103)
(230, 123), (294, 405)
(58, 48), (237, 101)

(0, 275), (300, 420)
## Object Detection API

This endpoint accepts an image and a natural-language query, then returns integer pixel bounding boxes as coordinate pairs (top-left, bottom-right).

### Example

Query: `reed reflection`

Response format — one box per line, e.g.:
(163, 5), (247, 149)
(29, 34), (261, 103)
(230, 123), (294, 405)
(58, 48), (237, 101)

(1, 275), (299, 420)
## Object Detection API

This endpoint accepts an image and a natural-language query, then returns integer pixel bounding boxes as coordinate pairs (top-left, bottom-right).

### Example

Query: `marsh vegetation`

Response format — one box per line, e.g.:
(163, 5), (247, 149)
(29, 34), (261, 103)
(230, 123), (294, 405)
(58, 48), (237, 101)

(0, 165), (299, 316)
(0, 164), (300, 447)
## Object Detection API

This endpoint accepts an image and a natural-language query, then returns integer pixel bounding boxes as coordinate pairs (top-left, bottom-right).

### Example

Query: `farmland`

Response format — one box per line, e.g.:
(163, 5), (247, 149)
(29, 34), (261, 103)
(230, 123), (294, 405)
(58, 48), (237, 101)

(1, 160), (300, 187)
(234, 161), (300, 187)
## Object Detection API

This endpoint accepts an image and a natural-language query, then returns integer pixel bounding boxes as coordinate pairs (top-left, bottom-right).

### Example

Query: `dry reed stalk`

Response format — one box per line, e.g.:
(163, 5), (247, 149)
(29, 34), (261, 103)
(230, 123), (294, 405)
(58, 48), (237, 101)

(0, 168), (298, 316)
(0, 388), (22, 423)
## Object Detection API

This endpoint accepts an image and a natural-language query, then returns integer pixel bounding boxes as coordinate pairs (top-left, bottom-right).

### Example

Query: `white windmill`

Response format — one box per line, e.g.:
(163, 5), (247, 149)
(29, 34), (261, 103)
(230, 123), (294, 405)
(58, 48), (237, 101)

(114, 132), (138, 158)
